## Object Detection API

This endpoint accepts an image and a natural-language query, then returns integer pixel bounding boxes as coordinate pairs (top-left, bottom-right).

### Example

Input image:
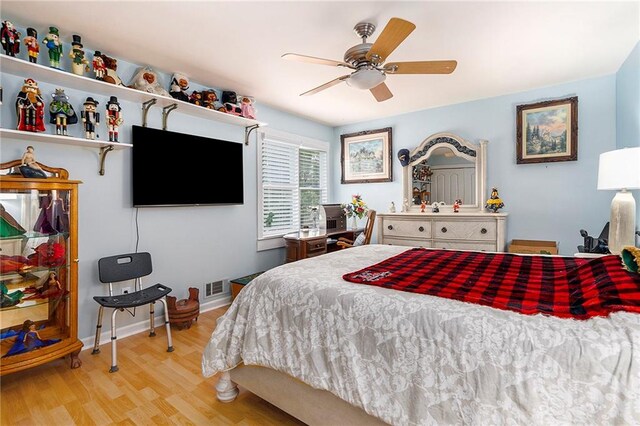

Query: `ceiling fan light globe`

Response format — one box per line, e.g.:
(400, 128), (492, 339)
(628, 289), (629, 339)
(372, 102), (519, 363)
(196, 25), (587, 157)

(346, 69), (386, 90)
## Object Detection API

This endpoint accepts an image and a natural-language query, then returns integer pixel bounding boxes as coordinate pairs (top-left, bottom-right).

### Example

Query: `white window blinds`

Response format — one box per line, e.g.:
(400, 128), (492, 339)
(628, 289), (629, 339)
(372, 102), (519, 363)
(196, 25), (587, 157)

(258, 130), (328, 244)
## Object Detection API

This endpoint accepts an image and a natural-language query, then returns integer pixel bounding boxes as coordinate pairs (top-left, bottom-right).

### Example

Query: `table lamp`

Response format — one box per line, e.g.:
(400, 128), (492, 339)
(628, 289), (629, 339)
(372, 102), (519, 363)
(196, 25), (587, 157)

(597, 147), (640, 254)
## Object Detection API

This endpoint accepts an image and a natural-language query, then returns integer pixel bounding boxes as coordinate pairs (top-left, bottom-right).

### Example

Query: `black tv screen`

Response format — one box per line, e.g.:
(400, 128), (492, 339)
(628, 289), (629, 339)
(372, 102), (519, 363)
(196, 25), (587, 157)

(132, 125), (244, 207)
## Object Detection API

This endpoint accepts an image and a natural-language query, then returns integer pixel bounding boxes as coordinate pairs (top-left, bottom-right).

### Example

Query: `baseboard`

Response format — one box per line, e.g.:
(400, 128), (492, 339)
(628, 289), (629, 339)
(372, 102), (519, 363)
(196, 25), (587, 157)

(80, 296), (231, 351)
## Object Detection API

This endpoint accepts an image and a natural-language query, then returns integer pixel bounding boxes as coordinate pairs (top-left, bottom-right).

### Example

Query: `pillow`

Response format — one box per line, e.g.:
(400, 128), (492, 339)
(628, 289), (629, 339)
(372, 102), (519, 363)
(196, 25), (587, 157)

(621, 246), (640, 274)
(353, 233), (366, 247)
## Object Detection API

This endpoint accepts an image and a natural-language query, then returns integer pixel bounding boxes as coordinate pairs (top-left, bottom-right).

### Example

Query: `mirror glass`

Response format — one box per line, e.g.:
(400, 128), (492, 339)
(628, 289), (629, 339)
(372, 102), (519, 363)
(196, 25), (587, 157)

(411, 146), (476, 206)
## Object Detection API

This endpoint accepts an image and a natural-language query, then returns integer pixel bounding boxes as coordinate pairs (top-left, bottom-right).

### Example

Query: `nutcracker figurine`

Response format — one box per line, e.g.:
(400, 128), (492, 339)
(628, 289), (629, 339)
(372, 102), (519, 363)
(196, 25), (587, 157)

(81, 97), (100, 140)
(1, 20), (20, 57)
(23, 27), (39, 63)
(49, 88), (78, 136)
(106, 96), (123, 142)
(42, 26), (63, 69)
(68, 35), (89, 76)
(15, 78), (46, 133)
(92, 51), (107, 80)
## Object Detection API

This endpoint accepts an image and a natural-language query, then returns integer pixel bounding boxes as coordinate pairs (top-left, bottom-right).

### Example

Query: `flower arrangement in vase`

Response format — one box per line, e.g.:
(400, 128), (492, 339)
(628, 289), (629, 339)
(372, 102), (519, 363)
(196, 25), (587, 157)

(341, 194), (368, 229)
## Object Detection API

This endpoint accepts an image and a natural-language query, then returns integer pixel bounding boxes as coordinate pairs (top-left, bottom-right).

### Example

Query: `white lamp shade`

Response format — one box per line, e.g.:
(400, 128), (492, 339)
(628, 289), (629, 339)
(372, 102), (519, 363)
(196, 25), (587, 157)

(597, 147), (640, 190)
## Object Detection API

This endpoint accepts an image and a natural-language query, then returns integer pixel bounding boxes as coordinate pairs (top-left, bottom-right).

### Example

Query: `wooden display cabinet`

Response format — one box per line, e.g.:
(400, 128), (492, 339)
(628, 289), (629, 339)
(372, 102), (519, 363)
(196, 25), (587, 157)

(0, 166), (82, 375)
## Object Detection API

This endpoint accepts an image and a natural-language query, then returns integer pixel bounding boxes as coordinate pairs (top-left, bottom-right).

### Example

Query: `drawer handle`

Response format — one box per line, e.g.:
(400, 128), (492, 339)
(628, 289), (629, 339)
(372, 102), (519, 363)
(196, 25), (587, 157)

(418, 226), (425, 232)
(387, 225), (394, 230)
(481, 228), (487, 234)
(441, 227), (447, 233)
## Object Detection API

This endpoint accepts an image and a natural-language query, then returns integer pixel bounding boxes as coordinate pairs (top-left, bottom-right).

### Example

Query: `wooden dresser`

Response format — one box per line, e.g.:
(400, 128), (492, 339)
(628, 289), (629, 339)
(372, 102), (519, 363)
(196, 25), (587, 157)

(377, 212), (508, 252)
(283, 228), (363, 262)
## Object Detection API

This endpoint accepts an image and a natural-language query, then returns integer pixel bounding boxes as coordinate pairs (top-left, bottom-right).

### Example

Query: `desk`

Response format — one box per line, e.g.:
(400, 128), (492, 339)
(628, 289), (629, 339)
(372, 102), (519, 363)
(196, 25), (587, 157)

(283, 228), (363, 263)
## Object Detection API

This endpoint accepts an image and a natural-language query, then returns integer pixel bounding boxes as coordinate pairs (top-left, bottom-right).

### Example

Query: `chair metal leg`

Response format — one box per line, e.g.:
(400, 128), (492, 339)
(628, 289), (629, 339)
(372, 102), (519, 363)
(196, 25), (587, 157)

(92, 305), (105, 354)
(109, 309), (120, 373)
(158, 297), (174, 352)
(149, 301), (156, 337)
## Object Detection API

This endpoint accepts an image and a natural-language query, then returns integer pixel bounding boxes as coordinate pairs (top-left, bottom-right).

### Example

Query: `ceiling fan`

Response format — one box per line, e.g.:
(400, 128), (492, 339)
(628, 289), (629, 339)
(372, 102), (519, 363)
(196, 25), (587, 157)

(282, 17), (457, 102)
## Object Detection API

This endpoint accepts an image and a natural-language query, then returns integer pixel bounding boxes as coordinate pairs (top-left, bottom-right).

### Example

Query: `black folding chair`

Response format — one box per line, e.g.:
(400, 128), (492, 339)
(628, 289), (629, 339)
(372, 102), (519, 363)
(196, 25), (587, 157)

(91, 252), (174, 372)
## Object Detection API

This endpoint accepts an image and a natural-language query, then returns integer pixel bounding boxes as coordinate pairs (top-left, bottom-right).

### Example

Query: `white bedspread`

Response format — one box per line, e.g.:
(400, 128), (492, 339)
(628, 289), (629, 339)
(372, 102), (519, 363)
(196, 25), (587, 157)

(202, 245), (640, 425)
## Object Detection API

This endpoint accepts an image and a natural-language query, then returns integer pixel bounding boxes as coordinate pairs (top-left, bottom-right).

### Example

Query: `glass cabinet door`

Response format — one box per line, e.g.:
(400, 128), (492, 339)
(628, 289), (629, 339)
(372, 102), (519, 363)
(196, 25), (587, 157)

(0, 188), (72, 358)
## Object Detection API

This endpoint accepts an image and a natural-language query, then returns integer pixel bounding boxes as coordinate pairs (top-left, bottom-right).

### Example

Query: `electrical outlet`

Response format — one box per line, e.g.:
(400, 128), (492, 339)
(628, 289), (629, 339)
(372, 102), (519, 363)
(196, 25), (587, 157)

(122, 287), (132, 295)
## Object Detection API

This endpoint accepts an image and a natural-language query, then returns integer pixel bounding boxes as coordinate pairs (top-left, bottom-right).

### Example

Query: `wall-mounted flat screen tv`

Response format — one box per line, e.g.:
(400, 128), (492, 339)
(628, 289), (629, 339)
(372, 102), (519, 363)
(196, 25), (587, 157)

(132, 125), (244, 207)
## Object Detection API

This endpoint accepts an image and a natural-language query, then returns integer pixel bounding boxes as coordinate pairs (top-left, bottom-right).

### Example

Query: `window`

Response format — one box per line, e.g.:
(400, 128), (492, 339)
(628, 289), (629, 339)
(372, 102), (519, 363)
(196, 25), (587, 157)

(258, 129), (328, 250)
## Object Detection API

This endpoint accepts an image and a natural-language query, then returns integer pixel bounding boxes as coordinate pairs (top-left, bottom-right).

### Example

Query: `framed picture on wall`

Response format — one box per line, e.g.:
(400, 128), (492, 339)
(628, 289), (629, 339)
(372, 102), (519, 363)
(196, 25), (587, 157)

(341, 127), (392, 184)
(516, 96), (578, 164)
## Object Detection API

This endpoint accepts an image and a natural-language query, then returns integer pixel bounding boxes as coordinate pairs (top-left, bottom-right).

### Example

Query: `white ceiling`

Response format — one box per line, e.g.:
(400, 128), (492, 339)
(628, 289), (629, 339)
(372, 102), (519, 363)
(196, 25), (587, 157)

(3, 1), (639, 126)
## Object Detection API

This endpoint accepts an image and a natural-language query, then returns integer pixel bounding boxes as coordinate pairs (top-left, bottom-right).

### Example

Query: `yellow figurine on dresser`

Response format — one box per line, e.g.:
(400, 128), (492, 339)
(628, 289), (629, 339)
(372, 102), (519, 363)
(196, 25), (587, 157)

(0, 158), (82, 375)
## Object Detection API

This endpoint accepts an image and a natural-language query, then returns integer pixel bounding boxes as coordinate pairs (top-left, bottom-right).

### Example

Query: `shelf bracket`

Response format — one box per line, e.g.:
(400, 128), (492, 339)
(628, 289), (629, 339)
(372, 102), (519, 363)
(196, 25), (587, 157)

(141, 98), (157, 127)
(98, 145), (115, 176)
(244, 124), (260, 146)
(162, 104), (178, 130)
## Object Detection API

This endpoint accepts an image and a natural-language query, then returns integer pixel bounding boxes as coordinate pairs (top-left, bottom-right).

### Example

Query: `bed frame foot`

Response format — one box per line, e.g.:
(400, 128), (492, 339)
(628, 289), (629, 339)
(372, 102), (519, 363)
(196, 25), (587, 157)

(216, 371), (239, 402)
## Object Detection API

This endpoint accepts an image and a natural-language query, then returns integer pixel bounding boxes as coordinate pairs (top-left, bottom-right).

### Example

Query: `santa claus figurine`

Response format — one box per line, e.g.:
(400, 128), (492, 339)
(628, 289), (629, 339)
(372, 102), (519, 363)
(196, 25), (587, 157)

(16, 79), (46, 133)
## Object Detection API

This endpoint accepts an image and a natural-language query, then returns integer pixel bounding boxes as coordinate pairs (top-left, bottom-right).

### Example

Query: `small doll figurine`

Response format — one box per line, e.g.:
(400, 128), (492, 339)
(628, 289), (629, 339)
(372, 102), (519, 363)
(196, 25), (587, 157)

(68, 35), (90, 76)
(19, 145), (47, 178)
(128, 66), (170, 96)
(485, 187), (505, 213)
(99, 53), (124, 85)
(202, 90), (225, 111)
(16, 78), (46, 133)
(169, 73), (190, 101)
(106, 96), (124, 142)
(431, 202), (440, 213)
(402, 198), (410, 213)
(189, 91), (203, 106)
(24, 271), (64, 300)
(420, 200), (427, 213)
(389, 201), (396, 213)
(42, 26), (63, 69)
(222, 91), (242, 115)
(453, 199), (462, 213)
(2, 320), (61, 358)
(240, 97), (256, 119)
(23, 27), (39, 63)
(81, 97), (100, 140)
(92, 50), (107, 80)
(49, 88), (78, 136)
(1, 20), (20, 57)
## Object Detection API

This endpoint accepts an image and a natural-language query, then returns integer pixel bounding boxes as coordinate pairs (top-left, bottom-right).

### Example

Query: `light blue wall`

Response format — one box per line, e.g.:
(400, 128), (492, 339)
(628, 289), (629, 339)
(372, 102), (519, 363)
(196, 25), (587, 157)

(615, 41), (640, 233)
(332, 76), (617, 255)
(0, 21), (333, 340)
(616, 41), (640, 149)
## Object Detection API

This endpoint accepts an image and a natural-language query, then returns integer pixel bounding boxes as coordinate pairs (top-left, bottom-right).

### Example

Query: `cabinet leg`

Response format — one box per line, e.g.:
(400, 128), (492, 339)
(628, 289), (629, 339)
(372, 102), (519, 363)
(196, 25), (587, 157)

(70, 349), (82, 369)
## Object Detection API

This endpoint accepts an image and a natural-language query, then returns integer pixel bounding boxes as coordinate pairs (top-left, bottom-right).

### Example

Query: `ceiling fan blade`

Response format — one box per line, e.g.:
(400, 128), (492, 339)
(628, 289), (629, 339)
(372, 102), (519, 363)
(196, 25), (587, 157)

(282, 53), (352, 68)
(385, 60), (458, 74)
(366, 18), (416, 63)
(300, 75), (350, 96)
(370, 82), (393, 102)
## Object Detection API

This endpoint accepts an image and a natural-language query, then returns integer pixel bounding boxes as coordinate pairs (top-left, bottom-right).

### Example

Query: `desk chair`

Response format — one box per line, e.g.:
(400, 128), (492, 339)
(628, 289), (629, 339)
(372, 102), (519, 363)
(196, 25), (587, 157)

(337, 210), (377, 249)
(91, 252), (173, 372)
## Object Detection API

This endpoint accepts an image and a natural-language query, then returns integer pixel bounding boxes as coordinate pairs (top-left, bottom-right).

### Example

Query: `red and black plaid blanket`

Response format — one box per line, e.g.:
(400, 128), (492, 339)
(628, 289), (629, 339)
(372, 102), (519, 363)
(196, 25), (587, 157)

(342, 248), (640, 319)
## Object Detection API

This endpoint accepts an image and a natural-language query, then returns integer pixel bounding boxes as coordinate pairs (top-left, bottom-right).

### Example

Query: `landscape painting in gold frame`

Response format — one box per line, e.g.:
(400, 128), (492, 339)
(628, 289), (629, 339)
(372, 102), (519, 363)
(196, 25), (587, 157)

(340, 127), (392, 184)
(516, 96), (578, 164)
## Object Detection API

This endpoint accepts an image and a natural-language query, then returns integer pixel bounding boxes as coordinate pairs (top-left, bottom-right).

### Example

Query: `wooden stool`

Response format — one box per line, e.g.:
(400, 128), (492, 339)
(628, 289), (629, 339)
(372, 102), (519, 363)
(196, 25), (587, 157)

(167, 287), (200, 330)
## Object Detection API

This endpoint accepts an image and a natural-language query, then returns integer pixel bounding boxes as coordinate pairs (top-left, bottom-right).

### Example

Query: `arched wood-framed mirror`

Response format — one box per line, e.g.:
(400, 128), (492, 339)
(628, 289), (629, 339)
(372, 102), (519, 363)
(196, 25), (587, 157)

(402, 133), (487, 212)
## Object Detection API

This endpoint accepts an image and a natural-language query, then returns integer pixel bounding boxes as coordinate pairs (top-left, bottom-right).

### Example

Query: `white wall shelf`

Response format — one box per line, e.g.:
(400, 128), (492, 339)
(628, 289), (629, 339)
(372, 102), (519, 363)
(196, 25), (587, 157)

(2, 55), (266, 129)
(1, 129), (132, 176)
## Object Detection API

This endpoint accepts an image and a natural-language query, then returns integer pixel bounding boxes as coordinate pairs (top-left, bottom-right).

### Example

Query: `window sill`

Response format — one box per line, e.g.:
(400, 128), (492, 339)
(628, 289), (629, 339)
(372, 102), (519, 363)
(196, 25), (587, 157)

(257, 236), (286, 251)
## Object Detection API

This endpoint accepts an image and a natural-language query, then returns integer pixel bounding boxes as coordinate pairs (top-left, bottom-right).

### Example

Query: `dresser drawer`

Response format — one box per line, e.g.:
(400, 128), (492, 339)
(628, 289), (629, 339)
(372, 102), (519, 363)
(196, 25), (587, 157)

(434, 220), (496, 241)
(382, 237), (432, 248)
(436, 241), (497, 252)
(382, 219), (432, 238)
(304, 238), (327, 256)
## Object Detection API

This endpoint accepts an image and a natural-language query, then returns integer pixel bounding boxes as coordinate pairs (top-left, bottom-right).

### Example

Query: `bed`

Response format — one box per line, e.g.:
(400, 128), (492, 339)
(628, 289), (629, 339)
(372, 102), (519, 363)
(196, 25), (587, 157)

(202, 245), (640, 425)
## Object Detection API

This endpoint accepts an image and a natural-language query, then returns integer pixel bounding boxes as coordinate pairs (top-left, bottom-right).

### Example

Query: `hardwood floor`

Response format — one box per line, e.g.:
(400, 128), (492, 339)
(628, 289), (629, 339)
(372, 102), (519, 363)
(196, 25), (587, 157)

(0, 305), (305, 425)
